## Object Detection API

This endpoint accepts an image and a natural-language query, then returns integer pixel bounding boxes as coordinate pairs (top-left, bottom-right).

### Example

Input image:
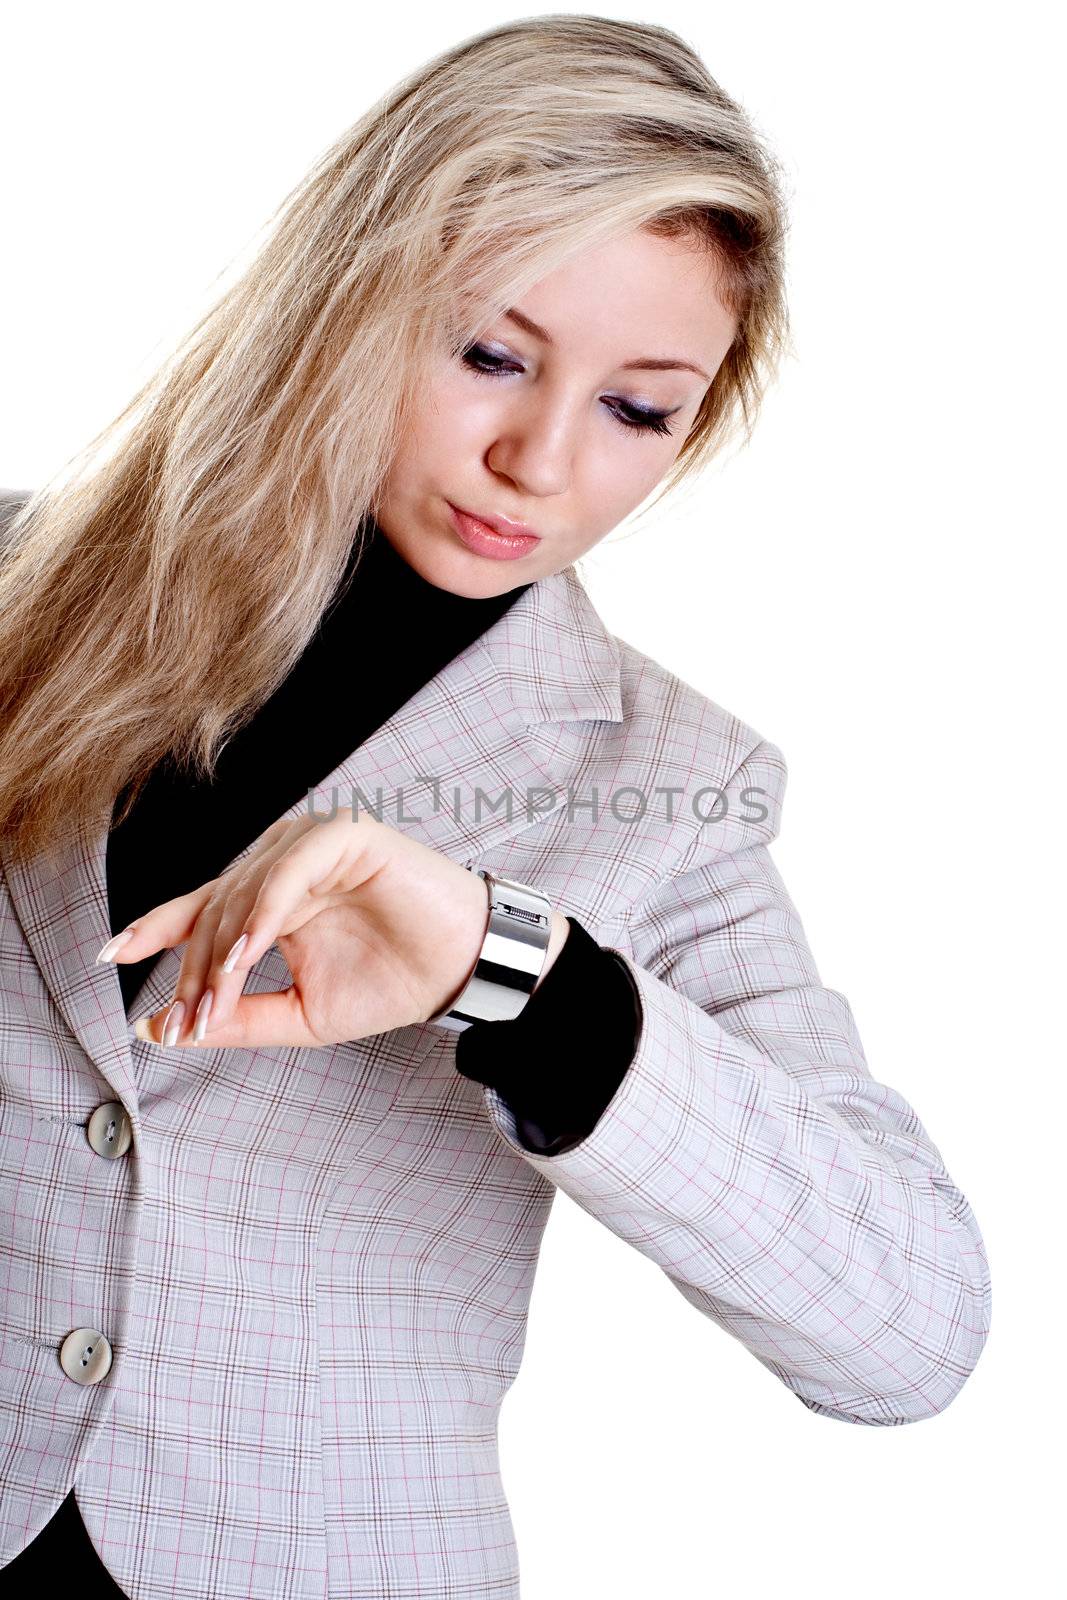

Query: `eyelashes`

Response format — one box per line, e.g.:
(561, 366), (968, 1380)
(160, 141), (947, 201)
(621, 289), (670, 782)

(460, 343), (677, 439)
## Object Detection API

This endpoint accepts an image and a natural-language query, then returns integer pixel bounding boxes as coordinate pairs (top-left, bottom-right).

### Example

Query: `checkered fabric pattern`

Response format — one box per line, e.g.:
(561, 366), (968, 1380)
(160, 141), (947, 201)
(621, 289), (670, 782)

(0, 502), (990, 1597)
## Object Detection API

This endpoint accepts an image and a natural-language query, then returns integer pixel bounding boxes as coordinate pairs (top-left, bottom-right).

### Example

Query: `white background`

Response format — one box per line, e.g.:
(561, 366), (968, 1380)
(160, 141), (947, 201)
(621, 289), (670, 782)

(2, 3), (1062, 1596)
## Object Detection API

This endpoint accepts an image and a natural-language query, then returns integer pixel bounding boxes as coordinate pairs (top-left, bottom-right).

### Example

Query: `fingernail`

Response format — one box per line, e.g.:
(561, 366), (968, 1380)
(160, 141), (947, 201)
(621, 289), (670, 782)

(97, 928), (135, 963)
(222, 933), (248, 974)
(132, 1016), (154, 1042)
(193, 989), (213, 1043)
(162, 1000), (186, 1047)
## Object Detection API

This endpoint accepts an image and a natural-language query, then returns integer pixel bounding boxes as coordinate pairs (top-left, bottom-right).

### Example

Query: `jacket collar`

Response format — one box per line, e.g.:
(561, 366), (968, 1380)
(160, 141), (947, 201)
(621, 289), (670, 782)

(1, 562), (622, 1116)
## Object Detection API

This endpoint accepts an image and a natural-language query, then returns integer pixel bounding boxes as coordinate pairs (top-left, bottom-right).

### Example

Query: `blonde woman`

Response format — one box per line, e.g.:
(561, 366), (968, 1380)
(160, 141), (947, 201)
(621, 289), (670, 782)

(0, 14), (991, 1598)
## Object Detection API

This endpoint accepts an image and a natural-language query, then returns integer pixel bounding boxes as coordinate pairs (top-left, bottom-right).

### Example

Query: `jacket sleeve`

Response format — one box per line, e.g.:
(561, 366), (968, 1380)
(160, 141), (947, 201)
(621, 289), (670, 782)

(477, 739), (992, 1426)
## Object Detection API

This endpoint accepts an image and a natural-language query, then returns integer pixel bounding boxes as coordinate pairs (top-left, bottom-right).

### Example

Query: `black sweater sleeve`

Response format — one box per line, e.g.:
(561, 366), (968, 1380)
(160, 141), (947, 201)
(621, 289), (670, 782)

(454, 915), (643, 1158)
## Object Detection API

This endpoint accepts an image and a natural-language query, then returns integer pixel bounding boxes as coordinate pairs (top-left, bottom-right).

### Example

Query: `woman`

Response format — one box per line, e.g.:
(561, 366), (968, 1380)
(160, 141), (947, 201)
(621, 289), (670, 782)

(0, 14), (991, 1599)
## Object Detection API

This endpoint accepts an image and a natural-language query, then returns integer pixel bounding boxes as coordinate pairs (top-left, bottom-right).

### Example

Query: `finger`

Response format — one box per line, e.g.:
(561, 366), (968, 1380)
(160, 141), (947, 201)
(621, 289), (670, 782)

(196, 829), (313, 1038)
(148, 824), (309, 1046)
(95, 883), (217, 965)
(221, 816), (379, 980)
(132, 984), (321, 1051)
(161, 882), (233, 1047)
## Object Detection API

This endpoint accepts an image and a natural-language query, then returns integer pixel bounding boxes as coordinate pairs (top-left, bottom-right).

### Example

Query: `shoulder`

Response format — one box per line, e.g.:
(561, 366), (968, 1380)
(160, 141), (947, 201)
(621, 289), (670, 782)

(592, 631), (788, 867)
(614, 633), (781, 779)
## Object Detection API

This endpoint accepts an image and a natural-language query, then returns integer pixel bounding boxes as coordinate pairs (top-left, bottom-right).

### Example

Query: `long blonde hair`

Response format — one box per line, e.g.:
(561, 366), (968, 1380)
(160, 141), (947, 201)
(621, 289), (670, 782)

(0, 13), (791, 867)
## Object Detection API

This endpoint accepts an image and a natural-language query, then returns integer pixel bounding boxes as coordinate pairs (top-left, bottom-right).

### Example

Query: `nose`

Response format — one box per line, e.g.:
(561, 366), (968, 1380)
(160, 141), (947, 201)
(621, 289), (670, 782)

(485, 393), (577, 500)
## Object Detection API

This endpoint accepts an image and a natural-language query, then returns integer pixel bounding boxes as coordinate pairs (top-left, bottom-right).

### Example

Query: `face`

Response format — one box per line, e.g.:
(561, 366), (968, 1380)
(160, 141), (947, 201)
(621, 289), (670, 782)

(374, 225), (738, 595)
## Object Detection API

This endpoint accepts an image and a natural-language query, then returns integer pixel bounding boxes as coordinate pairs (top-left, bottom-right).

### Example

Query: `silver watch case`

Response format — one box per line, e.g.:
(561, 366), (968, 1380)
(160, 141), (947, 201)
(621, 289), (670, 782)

(427, 868), (553, 1032)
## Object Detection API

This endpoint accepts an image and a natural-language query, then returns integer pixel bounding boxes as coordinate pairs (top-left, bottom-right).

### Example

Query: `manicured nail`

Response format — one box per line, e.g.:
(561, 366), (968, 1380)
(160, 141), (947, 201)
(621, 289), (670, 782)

(162, 1000), (186, 1047)
(97, 928), (135, 963)
(222, 933), (248, 973)
(193, 989), (213, 1043)
(132, 1016), (154, 1042)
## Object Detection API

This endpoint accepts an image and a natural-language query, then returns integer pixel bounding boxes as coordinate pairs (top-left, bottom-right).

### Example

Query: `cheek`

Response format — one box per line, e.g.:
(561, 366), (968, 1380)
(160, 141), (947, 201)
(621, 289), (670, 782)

(388, 374), (486, 481)
(580, 432), (673, 521)
(425, 372), (504, 451)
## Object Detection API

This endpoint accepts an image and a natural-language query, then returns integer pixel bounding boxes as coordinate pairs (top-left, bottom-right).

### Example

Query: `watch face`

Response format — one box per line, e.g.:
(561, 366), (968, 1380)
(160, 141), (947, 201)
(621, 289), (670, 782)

(429, 868), (551, 1030)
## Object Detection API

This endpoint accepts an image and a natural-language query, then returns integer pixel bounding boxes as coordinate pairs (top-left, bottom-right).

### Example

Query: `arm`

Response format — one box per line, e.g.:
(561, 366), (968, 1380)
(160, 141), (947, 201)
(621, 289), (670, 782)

(474, 740), (992, 1426)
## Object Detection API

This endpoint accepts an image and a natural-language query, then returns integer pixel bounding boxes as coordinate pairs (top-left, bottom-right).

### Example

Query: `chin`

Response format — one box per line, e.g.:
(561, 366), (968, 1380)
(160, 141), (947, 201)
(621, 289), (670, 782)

(378, 505), (537, 598)
(384, 534), (488, 599)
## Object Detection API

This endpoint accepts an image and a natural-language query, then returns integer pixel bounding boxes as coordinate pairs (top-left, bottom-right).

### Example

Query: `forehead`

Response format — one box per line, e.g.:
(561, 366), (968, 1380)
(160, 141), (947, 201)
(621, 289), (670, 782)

(511, 227), (736, 375)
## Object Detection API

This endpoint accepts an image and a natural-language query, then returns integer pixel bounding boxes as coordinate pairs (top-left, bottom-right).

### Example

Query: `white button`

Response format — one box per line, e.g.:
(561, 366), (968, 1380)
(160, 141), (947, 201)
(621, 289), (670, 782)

(59, 1328), (113, 1385)
(86, 1101), (132, 1159)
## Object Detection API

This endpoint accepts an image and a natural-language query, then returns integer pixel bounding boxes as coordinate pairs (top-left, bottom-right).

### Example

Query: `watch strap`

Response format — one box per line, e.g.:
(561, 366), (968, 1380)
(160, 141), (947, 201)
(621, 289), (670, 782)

(427, 868), (553, 1032)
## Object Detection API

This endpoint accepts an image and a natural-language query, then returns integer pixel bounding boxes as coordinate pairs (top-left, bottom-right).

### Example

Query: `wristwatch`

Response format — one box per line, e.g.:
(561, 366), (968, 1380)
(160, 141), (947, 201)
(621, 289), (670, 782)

(427, 867), (554, 1033)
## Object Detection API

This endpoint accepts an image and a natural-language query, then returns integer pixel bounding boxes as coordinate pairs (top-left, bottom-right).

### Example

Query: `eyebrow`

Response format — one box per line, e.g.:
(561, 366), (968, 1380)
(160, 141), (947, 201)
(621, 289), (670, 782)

(504, 306), (711, 382)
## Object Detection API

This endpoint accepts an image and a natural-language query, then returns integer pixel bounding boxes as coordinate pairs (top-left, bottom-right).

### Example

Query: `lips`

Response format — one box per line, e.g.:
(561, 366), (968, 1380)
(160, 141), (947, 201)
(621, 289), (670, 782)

(446, 502), (542, 562)
(447, 502), (539, 541)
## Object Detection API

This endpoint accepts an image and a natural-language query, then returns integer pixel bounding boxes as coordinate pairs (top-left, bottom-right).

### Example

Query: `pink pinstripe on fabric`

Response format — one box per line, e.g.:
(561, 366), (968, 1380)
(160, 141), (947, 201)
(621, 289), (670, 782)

(0, 549), (990, 1597)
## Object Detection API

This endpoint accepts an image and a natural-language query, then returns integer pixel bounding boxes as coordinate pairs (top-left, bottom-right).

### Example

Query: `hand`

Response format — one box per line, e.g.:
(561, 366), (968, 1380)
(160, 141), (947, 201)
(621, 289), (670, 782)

(97, 807), (566, 1049)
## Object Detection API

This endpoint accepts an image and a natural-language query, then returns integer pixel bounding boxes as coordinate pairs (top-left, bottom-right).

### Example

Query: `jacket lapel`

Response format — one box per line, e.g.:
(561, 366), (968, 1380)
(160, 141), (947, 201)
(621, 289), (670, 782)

(1, 562), (622, 1113)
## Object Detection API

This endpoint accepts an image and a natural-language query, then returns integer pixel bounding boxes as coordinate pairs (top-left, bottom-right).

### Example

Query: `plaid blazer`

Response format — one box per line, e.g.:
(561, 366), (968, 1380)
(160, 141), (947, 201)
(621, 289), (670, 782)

(0, 514), (991, 1597)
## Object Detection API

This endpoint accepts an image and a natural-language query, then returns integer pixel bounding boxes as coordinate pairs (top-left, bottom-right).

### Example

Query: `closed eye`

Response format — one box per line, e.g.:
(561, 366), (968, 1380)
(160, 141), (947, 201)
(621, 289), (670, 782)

(460, 343), (678, 439)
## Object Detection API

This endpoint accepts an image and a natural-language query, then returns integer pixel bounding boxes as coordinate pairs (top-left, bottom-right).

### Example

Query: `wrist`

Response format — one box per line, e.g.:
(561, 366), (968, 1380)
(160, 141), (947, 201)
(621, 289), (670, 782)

(438, 863), (495, 1007)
